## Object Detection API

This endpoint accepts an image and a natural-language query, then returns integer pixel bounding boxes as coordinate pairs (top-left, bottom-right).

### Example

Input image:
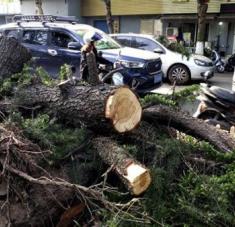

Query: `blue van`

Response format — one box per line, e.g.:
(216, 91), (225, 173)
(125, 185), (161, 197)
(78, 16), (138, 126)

(0, 15), (163, 93)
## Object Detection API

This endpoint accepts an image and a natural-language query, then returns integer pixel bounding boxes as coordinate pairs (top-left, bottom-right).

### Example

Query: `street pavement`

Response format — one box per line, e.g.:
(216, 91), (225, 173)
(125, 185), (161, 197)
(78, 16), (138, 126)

(151, 72), (233, 95)
(151, 72), (234, 115)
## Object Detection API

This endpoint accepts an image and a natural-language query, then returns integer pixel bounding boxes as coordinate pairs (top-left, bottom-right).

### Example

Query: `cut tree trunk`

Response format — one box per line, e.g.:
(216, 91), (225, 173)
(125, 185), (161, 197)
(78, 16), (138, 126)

(143, 105), (235, 152)
(86, 52), (100, 85)
(15, 84), (142, 133)
(92, 137), (151, 195)
(0, 37), (31, 80)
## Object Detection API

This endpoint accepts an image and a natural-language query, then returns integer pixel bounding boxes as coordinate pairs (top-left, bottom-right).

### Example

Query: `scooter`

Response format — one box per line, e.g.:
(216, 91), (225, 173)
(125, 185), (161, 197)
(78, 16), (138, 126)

(225, 53), (235, 72)
(194, 83), (235, 130)
(211, 50), (225, 73)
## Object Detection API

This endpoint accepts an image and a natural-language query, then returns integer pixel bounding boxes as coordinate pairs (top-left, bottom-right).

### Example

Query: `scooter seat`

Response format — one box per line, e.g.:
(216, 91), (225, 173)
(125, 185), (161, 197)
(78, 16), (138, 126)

(209, 86), (235, 105)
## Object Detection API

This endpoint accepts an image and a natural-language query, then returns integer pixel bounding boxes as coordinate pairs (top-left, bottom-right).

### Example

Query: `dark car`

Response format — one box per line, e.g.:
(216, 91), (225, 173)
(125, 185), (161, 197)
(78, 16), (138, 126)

(0, 15), (163, 93)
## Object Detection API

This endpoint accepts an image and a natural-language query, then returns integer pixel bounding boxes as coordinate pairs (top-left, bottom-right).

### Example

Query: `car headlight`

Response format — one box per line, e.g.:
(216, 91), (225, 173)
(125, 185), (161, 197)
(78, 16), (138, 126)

(194, 59), (212, 67)
(119, 60), (145, 68)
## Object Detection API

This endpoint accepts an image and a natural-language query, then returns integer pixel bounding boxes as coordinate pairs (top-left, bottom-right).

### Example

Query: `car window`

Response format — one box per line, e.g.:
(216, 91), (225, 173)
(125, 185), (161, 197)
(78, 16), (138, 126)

(113, 36), (132, 48)
(132, 37), (161, 51)
(51, 31), (75, 48)
(5, 29), (19, 40)
(22, 30), (48, 45)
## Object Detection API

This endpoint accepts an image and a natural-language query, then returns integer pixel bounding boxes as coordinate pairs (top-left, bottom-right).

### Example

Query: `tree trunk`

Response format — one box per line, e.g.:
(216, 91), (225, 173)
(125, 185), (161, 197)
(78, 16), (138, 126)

(103, 0), (113, 34)
(196, 0), (208, 55)
(143, 105), (235, 153)
(92, 137), (151, 195)
(35, 0), (44, 15)
(0, 37), (31, 80)
(86, 52), (100, 85)
(15, 84), (142, 133)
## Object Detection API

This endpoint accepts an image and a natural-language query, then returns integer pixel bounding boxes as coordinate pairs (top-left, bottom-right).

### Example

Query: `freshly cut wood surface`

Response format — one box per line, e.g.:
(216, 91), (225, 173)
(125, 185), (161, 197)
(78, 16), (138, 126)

(105, 87), (142, 133)
(93, 137), (151, 195)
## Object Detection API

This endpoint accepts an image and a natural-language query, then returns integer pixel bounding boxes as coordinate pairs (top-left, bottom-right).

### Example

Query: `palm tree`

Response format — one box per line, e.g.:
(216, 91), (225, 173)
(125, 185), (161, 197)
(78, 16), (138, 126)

(195, 0), (209, 55)
(35, 0), (44, 15)
(102, 0), (113, 33)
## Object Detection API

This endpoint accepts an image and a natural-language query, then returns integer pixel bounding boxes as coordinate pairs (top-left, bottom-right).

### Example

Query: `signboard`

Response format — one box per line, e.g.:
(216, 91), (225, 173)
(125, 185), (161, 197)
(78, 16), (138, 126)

(221, 4), (235, 14)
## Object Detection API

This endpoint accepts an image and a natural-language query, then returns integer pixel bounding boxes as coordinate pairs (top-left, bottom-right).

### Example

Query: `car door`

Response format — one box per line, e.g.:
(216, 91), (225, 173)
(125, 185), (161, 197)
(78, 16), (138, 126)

(48, 29), (81, 77)
(21, 28), (51, 74)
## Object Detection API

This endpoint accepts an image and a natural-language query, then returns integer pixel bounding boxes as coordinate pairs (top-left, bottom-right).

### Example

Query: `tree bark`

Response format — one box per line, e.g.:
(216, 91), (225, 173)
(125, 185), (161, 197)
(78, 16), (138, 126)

(0, 37), (31, 80)
(15, 84), (142, 133)
(103, 0), (113, 34)
(143, 105), (235, 153)
(92, 137), (151, 195)
(196, 0), (209, 55)
(35, 0), (44, 15)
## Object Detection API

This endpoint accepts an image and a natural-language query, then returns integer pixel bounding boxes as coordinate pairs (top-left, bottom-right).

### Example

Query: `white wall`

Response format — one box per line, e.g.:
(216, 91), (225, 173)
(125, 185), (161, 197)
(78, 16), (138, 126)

(0, 0), (21, 14)
(21, 0), (69, 16)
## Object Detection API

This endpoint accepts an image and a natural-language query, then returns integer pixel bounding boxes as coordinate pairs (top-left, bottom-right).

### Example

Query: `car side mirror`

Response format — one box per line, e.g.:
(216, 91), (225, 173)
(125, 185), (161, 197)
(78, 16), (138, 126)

(68, 42), (82, 50)
(154, 48), (164, 54)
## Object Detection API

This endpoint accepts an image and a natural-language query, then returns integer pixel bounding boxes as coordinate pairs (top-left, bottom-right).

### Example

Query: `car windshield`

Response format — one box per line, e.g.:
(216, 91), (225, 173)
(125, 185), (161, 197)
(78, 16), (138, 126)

(74, 29), (120, 50)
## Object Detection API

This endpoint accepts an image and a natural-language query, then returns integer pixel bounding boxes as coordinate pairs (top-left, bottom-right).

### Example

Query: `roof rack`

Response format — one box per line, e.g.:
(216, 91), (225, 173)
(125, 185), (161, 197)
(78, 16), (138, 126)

(13, 15), (79, 24)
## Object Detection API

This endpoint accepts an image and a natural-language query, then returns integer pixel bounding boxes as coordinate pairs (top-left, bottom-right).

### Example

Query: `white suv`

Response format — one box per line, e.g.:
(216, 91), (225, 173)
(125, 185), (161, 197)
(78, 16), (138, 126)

(111, 33), (215, 85)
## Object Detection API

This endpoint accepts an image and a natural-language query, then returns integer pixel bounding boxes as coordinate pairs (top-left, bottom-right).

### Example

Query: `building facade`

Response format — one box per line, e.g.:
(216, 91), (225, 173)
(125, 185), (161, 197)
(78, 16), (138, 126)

(0, 0), (21, 24)
(81, 0), (235, 56)
(21, 0), (82, 20)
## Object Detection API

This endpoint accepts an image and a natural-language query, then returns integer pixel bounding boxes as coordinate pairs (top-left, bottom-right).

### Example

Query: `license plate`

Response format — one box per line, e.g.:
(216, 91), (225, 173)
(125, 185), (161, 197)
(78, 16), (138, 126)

(154, 74), (161, 83)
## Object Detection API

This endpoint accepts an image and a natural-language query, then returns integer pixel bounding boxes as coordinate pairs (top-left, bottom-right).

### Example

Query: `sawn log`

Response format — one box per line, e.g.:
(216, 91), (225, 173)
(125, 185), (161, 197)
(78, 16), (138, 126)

(15, 84), (142, 133)
(92, 137), (151, 195)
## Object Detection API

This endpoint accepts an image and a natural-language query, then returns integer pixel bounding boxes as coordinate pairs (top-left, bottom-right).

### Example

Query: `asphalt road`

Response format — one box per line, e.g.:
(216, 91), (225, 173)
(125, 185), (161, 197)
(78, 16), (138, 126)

(151, 72), (234, 115)
(152, 72), (234, 95)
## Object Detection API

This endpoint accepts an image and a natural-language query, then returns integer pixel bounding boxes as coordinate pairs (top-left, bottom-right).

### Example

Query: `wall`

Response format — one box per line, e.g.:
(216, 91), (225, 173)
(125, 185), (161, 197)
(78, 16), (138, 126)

(81, 0), (235, 17)
(68, 0), (82, 20)
(0, 0), (20, 15)
(120, 16), (140, 33)
(21, 0), (69, 16)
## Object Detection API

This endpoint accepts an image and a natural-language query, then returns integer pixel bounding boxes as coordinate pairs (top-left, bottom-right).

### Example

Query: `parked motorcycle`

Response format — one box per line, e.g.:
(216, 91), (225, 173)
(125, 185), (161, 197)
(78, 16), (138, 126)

(204, 48), (225, 73)
(211, 50), (225, 73)
(225, 53), (235, 72)
(194, 83), (235, 130)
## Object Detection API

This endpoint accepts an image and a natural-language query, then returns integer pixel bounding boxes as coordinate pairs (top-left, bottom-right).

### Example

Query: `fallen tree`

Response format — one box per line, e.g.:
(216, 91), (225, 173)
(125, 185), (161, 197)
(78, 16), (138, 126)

(0, 37), (31, 80)
(15, 83), (142, 133)
(143, 105), (235, 152)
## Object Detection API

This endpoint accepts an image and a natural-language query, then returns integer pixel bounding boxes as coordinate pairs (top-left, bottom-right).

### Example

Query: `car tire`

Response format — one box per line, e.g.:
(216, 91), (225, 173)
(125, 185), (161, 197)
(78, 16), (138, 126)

(216, 65), (225, 73)
(168, 64), (190, 85)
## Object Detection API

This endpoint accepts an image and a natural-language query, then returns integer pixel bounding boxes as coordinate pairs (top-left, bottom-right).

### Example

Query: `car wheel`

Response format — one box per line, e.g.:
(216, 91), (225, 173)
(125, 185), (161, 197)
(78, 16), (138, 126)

(217, 65), (225, 73)
(168, 64), (190, 85)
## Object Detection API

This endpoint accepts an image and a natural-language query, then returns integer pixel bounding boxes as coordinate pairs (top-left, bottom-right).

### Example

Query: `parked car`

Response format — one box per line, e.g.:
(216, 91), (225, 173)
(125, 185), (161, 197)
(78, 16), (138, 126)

(0, 15), (163, 93)
(110, 33), (215, 85)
